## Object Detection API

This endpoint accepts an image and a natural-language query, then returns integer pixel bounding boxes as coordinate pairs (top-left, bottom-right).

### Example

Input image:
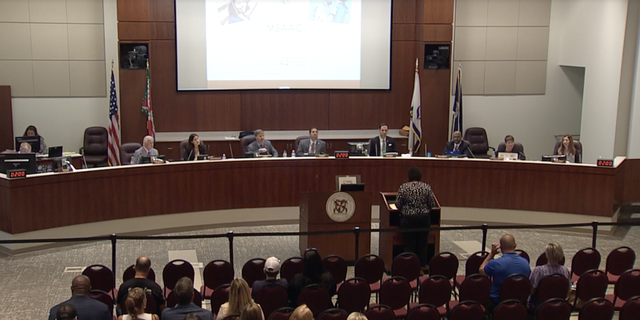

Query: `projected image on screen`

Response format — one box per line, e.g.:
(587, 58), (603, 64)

(176, 0), (391, 90)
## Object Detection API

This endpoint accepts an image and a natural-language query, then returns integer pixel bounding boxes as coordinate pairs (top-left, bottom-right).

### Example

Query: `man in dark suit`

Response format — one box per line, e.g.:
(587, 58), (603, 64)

(368, 123), (396, 156)
(162, 277), (214, 320)
(297, 128), (327, 155)
(48, 275), (111, 320)
(444, 131), (473, 157)
(116, 256), (165, 315)
(247, 129), (279, 157)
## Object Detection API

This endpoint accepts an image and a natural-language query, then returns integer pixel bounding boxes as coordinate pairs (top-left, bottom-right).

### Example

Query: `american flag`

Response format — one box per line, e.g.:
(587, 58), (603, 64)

(408, 58), (422, 155)
(451, 67), (463, 139)
(108, 67), (121, 166)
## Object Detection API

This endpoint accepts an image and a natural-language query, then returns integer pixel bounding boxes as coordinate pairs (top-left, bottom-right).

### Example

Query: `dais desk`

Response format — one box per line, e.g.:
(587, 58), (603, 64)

(1, 157), (638, 234)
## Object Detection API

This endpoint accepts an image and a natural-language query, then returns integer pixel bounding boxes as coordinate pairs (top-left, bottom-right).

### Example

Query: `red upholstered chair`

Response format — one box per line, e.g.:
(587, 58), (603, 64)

(162, 259), (195, 299)
(605, 269), (640, 310)
(405, 303), (439, 320)
(322, 255), (348, 290)
(602, 246), (636, 284)
(410, 275), (451, 317)
(492, 299), (527, 320)
(254, 284), (289, 320)
(122, 264), (156, 282)
(242, 258), (266, 287)
(428, 252), (459, 296)
(535, 298), (572, 320)
(119, 142), (141, 165)
(298, 284), (332, 317)
(316, 308), (348, 320)
(376, 277), (412, 319)
(535, 252), (565, 266)
(364, 305), (396, 320)
(355, 254), (386, 300)
(267, 307), (294, 320)
(337, 277), (371, 313)
(573, 269), (608, 310)
(455, 251), (488, 290)
(578, 298), (614, 320)
(515, 249), (530, 263)
(571, 248), (601, 283)
(619, 296), (640, 320)
(449, 274), (491, 311)
(534, 273), (571, 309)
(201, 259), (234, 299)
(281, 256), (304, 285)
(166, 288), (202, 308)
(83, 264), (117, 301)
(499, 274), (531, 304)
(391, 252), (421, 293)
(448, 300), (484, 320)
(210, 284), (231, 316)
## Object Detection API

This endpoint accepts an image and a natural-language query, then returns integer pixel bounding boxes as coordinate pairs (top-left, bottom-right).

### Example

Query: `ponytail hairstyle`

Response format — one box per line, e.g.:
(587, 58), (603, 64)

(124, 287), (146, 319)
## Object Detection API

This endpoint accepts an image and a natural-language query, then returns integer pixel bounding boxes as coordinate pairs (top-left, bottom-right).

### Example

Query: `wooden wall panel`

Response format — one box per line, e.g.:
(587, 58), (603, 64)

(417, 0), (454, 24)
(393, 0), (417, 24)
(417, 25), (453, 42)
(194, 92), (242, 131)
(151, 22), (175, 40)
(328, 92), (367, 129)
(422, 69), (451, 153)
(240, 91), (330, 131)
(117, 0), (150, 22)
(118, 22), (151, 41)
(393, 24), (416, 41)
(0, 86), (13, 152)
(150, 0), (176, 22)
(119, 69), (148, 143)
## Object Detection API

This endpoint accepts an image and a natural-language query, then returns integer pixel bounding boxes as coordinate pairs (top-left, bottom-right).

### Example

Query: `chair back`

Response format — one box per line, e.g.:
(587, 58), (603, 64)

(316, 308), (348, 320)
(614, 269), (640, 302)
(463, 127), (491, 157)
(242, 258), (266, 287)
(162, 259), (195, 297)
(578, 298), (614, 320)
(571, 248), (601, 280)
(429, 252), (459, 281)
(536, 274), (571, 307)
(364, 305), (396, 320)
(493, 299), (527, 320)
(122, 264), (156, 282)
(268, 307), (295, 320)
(379, 277), (412, 310)
(619, 296), (640, 320)
(179, 139), (189, 160)
(166, 288), (202, 308)
(574, 269), (608, 309)
(323, 255), (348, 285)
(535, 252), (565, 266)
(391, 252), (421, 283)
(255, 283), (289, 320)
(515, 249), (530, 262)
(88, 290), (114, 317)
(496, 142), (525, 158)
(553, 139), (583, 158)
(298, 284), (332, 317)
(337, 277), (371, 313)
(83, 126), (108, 156)
(295, 136), (310, 152)
(536, 298), (572, 320)
(499, 274), (531, 304)
(406, 304), (440, 320)
(82, 264), (116, 298)
(448, 301), (484, 320)
(203, 259), (234, 298)
(280, 256), (304, 284)
(418, 275), (452, 308)
(465, 251), (488, 278)
(120, 142), (141, 165)
(355, 254), (385, 285)
(210, 284), (231, 315)
(605, 246), (636, 277)
(458, 274), (491, 305)
(240, 135), (256, 154)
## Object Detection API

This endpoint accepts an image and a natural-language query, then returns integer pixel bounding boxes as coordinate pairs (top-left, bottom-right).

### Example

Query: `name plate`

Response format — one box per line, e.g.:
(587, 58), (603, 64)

(596, 159), (614, 167)
(334, 151), (349, 159)
(7, 169), (27, 179)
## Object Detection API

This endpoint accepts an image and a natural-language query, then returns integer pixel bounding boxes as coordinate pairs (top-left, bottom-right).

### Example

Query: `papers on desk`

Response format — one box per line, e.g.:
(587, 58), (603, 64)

(389, 203), (398, 210)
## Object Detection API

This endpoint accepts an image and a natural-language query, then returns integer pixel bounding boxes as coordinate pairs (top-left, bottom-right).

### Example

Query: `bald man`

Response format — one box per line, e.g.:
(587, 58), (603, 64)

(131, 135), (159, 164)
(117, 256), (165, 314)
(48, 275), (111, 320)
(479, 234), (531, 306)
(443, 131), (473, 157)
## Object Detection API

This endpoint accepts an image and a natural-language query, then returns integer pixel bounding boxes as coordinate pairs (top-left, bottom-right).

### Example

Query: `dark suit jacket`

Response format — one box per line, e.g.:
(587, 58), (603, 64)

(296, 138), (327, 155)
(247, 140), (279, 157)
(495, 143), (526, 160)
(184, 144), (206, 161)
(443, 140), (473, 157)
(48, 295), (112, 320)
(368, 136), (396, 156)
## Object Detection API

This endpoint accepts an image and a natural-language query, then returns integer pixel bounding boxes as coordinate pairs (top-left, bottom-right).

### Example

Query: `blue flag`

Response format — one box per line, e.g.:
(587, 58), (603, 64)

(451, 67), (463, 139)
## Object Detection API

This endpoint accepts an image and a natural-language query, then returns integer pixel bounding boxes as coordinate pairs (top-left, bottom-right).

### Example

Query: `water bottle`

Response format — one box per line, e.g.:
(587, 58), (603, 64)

(291, 150), (296, 157)
(222, 154), (226, 160)
(283, 150), (287, 157)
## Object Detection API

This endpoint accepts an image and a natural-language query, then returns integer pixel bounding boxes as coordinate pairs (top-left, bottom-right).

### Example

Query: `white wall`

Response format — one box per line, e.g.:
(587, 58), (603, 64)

(11, 0), (118, 153)
(628, 0), (640, 158)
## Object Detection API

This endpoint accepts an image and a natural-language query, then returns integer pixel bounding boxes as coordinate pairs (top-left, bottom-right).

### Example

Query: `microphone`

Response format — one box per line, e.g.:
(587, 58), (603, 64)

(466, 146), (475, 158)
(187, 149), (193, 161)
(518, 152), (526, 160)
(81, 148), (88, 169)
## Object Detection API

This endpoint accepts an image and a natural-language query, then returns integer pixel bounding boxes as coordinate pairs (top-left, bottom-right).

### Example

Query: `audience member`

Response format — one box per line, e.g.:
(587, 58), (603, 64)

(247, 129), (278, 157)
(19, 142), (32, 153)
(443, 131), (473, 157)
(48, 275), (111, 320)
(396, 167), (436, 272)
(290, 305), (313, 320)
(346, 312), (367, 320)
(479, 234), (531, 309)
(182, 314), (203, 320)
(368, 123), (396, 156)
(219, 278), (263, 320)
(240, 303), (264, 320)
(529, 243), (571, 306)
(252, 256), (288, 299)
(289, 249), (336, 307)
(56, 304), (77, 320)
(119, 287), (159, 320)
(162, 277), (213, 320)
(131, 136), (159, 164)
(117, 257), (165, 315)
(297, 128), (326, 155)
(23, 125), (47, 153)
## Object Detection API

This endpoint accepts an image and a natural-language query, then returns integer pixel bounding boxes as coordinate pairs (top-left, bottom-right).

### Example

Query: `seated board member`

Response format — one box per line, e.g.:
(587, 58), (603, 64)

(443, 131), (473, 157)
(23, 125), (47, 154)
(554, 134), (581, 163)
(131, 136), (159, 164)
(296, 128), (326, 156)
(495, 135), (526, 160)
(368, 123), (396, 156)
(247, 129), (279, 157)
(184, 133), (206, 161)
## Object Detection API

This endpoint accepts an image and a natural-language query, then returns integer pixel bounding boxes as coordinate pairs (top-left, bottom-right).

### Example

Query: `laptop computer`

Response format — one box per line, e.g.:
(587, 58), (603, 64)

(48, 146), (63, 158)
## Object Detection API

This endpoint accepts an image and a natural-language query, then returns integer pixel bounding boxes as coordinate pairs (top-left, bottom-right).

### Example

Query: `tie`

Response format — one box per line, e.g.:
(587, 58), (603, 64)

(454, 144), (458, 152)
(310, 141), (315, 154)
(147, 150), (150, 156)
(381, 139), (386, 155)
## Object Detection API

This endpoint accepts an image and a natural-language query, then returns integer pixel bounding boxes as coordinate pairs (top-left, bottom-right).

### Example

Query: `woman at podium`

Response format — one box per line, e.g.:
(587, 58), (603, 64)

(396, 167), (436, 271)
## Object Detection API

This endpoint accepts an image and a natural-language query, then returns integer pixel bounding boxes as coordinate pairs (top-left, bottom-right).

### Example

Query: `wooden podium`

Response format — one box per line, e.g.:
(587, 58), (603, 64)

(379, 192), (441, 271)
(299, 192), (372, 261)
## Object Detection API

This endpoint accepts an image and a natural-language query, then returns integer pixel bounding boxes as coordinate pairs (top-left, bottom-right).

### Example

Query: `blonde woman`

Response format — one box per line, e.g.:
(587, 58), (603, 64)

(555, 135), (581, 163)
(346, 313), (367, 320)
(240, 303), (264, 320)
(118, 287), (159, 320)
(290, 305), (313, 320)
(218, 279), (264, 320)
